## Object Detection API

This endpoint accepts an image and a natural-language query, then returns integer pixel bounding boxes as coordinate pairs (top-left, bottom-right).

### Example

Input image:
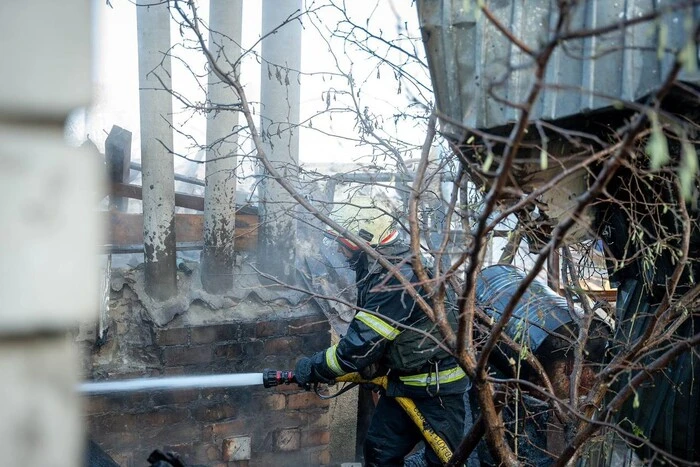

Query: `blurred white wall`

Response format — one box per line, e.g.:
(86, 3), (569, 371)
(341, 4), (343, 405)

(0, 0), (103, 465)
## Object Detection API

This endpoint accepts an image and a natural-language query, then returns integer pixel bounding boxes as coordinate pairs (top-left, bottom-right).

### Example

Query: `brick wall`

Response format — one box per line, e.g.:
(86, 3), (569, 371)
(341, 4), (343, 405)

(84, 312), (331, 466)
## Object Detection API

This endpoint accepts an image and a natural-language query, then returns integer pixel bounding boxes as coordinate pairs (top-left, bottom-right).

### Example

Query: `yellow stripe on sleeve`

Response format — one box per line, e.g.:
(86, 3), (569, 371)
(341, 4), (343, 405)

(355, 311), (400, 340)
(325, 345), (345, 375)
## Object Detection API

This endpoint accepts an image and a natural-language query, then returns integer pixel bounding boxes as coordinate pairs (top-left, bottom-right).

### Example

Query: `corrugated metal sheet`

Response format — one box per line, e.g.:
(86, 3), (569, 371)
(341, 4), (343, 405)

(417, 0), (700, 138)
(475, 264), (577, 352)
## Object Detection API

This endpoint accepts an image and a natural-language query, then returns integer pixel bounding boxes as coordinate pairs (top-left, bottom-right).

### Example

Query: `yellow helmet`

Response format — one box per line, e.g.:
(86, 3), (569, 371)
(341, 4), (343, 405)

(324, 186), (400, 251)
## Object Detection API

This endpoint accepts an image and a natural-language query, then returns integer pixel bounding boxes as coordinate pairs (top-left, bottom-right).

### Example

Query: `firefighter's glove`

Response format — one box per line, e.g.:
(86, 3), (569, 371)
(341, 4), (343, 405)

(294, 357), (316, 389)
(294, 356), (333, 390)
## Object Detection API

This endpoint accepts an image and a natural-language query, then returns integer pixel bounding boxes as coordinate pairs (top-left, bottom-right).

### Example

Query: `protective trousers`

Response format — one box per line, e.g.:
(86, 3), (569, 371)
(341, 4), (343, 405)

(363, 392), (466, 466)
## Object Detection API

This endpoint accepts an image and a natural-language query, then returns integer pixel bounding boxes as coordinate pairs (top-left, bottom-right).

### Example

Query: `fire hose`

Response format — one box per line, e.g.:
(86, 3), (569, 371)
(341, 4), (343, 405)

(80, 369), (454, 464)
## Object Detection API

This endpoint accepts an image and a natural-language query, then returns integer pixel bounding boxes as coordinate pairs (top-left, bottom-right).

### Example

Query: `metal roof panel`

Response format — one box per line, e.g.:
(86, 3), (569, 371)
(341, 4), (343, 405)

(417, 0), (700, 137)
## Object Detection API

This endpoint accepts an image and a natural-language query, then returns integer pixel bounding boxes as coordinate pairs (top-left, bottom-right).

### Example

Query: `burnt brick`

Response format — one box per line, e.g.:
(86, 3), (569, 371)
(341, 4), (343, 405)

(184, 362), (218, 374)
(208, 418), (250, 439)
(213, 342), (244, 360)
(262, 393), (286, 411)
(97, 407), (191, 431)
(301, 430), (330, 447)
(139, 406), (194, 427)
(161, 366), (187, 376)
(287, 391), (330, 410)
(238, 322), (257, 338)
(300, 332), (331, 352)
(156, 327), (189, 346)
(190, 326), (218, 345)
(200, 387), (226, 403)
(260, 410), (305, 430)
(120, 368), (163, 378)
(146, 422), (203, 448)
(250, 391), (285, 410)
(288, 314), (329, 335)
(151, 389), (200, 407)
(211, 341), (264, 365)
(263, 336), (302, 356)
(288, 314), (321, 327)
(241, 340), (264, 357)
(230, 357), (277, 372)
(191, 443), (222, 463)
(296, 410), (331, 430)
(87, 418), (141, 445)
(275, 383), (303, 393)
(255, 320), (287, 338)
(83, 391), (150, 415)
(192, 404), (237, 422)
(274, 428), (300, 451)
(83, 397), (110, 416)
(162, 345), (212, 366)
(200, 387), (253, 407)
(317, 448), (331, 465)
(208, 359), (243, 374)
(191, 324), (240, 344)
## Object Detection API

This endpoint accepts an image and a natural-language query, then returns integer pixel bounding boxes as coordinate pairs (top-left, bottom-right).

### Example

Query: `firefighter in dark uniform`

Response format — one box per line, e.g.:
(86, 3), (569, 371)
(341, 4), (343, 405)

(295, 211), (468, 467)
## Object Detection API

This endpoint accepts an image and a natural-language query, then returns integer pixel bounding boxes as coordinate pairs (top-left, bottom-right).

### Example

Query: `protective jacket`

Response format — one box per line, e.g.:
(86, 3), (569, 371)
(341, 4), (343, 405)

(308, 243), (468, 398)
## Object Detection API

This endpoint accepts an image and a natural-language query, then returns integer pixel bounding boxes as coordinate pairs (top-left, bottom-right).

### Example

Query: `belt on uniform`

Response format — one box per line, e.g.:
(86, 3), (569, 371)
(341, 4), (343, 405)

(398, 365), (466, 393)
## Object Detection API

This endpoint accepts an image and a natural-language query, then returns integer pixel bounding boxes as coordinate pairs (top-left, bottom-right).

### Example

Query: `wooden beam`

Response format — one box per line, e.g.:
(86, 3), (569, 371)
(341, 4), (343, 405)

(110, 182), (258, 216)
(585, 289), (618, 302)
(548, 248), (561, 291)
(106, 211), (257, 251)
(111, 182), (204, 211)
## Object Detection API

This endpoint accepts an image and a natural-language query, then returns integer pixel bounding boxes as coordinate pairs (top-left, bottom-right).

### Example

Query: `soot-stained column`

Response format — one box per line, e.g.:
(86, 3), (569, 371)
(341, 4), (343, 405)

(137, 0), (177, 300)
(201, 0), (243, 294)
(258, 0), (302, 284)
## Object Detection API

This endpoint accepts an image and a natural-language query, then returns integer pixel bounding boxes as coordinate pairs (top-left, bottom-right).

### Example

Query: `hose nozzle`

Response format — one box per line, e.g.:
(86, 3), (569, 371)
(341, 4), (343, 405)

(262, 369), (295, 388)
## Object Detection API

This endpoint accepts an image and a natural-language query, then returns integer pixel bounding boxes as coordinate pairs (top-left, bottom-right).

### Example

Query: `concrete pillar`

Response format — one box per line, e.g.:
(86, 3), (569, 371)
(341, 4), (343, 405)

(0, 1), (100, 466)
(201, 0), (243, 294)
(137, 0), (177, 300)
(258, 0), (302, 284)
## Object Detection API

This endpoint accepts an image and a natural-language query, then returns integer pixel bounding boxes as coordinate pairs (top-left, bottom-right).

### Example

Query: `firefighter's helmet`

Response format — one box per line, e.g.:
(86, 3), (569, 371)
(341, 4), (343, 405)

(324, 187), (400, 251)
